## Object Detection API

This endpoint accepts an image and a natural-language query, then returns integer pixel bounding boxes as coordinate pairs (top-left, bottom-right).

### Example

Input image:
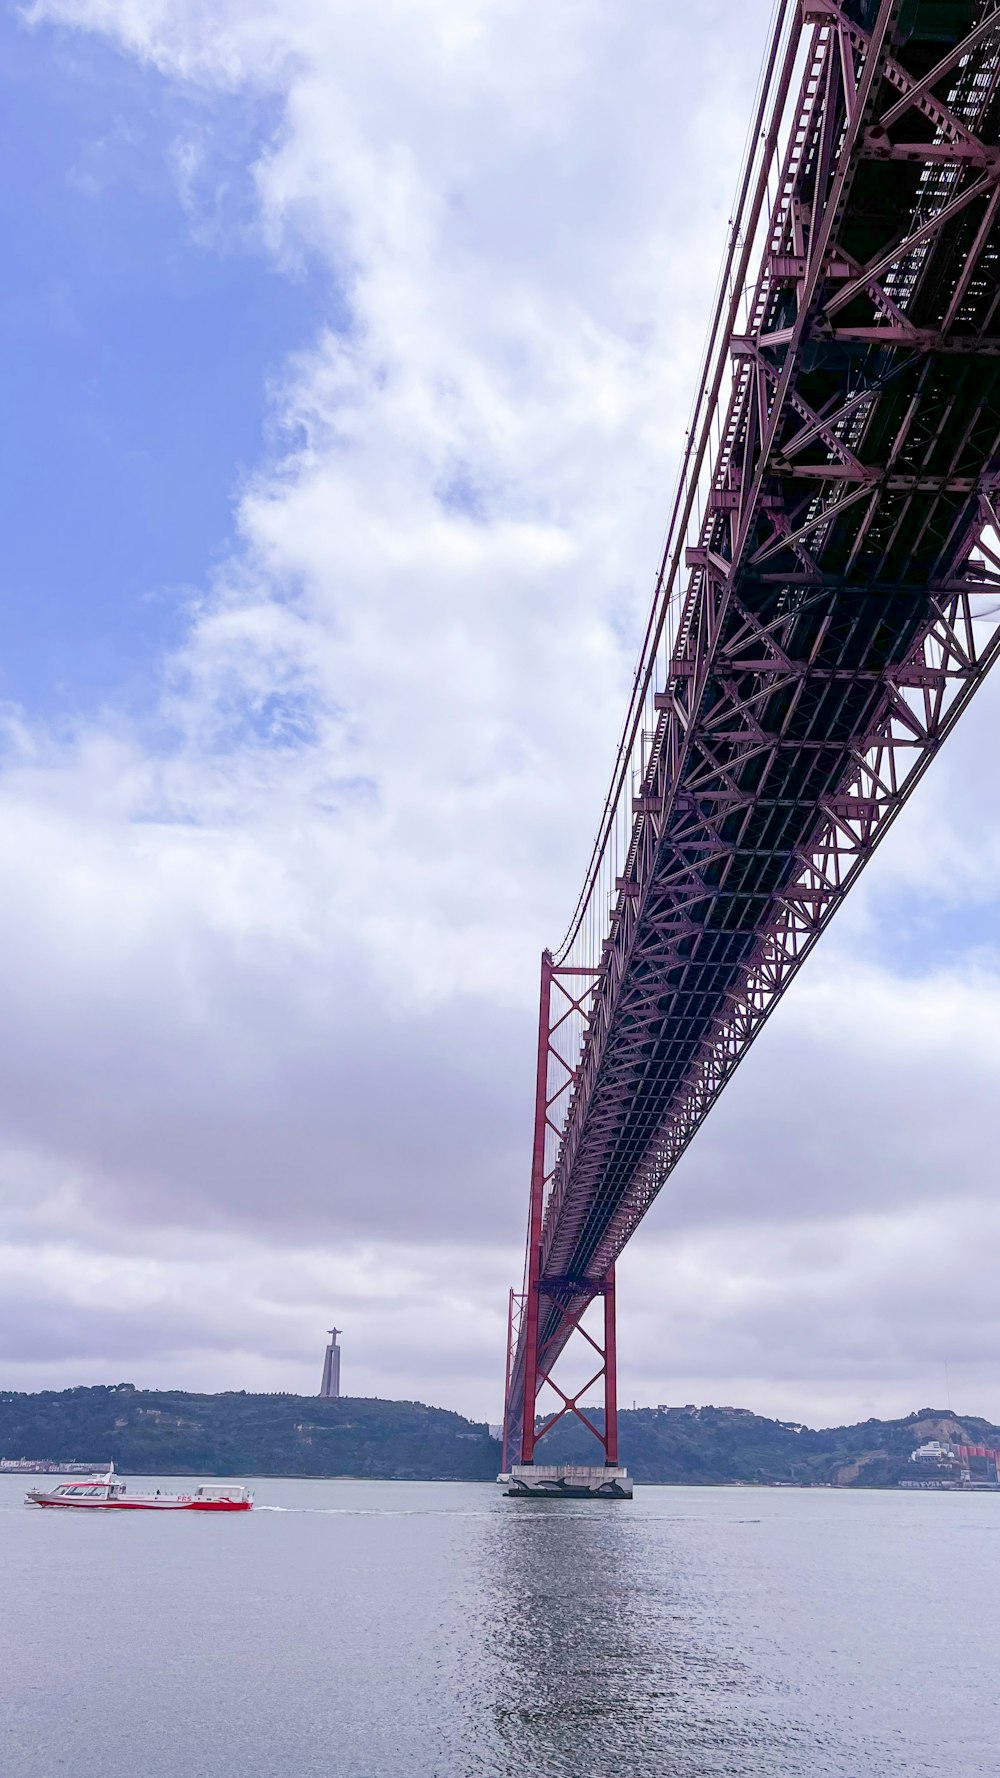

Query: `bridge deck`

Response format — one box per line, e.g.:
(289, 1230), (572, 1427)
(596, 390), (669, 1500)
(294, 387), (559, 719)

(506, 0), (1000, 1454)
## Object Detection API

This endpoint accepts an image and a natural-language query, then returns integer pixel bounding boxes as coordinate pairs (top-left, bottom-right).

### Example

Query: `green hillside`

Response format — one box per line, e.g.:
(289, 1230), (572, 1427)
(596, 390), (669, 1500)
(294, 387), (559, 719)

(535, 1403), (1000, 1486)
(0, 1385), (498, 1481)
(4, 1388), (997, 1486)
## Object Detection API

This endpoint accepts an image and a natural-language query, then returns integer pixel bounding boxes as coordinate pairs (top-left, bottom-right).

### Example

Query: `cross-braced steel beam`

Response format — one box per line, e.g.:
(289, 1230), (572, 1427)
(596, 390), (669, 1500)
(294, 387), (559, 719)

(504, 0), (1000, 1458)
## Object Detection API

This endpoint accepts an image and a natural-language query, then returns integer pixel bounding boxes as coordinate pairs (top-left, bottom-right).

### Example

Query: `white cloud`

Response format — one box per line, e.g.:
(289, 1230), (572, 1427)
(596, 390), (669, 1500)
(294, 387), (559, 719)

(5, 0), (1000, 1427)
(616, 942), (1000, 1425)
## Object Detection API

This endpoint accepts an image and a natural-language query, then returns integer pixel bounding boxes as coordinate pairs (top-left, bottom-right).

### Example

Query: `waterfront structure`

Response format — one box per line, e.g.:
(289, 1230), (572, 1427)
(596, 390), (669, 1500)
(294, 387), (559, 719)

(503, 1), (1000, 1489)
(903, 1439), (1000, 1490)
(910, 1440), (957, 1464)
(957, 1444), (1000, 1487)
(0, 1459), (99, 1474)
(320, 1327), (342, 1399)
(505, 1465), (632, 1500)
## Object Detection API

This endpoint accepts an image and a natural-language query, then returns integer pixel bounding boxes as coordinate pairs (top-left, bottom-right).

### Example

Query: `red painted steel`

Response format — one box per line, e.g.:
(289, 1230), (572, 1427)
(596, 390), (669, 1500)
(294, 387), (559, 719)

(501, 1287), (516, 1474)
(518, 951), (553, 1464)
(515, 952), (619, 1464)
(504, 0), (1000, 1462)
(519, 1270), (618, 1464)
(603, 1267), (618, 1467)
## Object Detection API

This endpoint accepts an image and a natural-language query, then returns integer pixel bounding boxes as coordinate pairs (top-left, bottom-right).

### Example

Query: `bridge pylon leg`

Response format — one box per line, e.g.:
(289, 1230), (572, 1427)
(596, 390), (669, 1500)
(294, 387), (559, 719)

(503, 951), (631, 1495)
(603, 1264), (618, 1468)
(500, 1286), (523, 1476)
(506, 1270), (630, 1495)
(523, 1274), (619, 1462)
(518, 949), (553, 1467)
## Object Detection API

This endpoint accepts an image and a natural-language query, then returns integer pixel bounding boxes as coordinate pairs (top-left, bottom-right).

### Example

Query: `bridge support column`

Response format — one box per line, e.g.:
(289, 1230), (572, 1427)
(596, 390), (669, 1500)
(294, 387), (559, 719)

(505, 1266), (631, 1493)
(518, 950), (553, 1468)
(503, 951), (629, 1493)
(511, 1268), (622, 1477)
(603, 1265), (618, 1468)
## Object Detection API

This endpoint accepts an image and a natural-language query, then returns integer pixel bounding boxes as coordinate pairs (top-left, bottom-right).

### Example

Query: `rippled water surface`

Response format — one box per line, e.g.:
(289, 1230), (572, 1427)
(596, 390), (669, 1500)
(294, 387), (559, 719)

(3, 1474), (999, 1776)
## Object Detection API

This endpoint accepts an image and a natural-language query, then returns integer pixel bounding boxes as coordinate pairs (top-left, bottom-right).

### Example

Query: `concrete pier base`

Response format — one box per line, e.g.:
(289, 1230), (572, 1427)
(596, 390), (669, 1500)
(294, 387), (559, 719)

(503, 1464), (633, 1499)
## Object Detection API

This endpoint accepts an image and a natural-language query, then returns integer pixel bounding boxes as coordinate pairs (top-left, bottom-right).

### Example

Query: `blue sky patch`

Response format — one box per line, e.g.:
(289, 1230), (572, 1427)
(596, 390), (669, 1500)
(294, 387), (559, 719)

(0, 13), (333, 722)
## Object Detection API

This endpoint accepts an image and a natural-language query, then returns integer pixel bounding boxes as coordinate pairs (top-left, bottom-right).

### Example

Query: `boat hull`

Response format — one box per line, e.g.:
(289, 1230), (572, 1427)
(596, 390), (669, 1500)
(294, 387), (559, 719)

(25, 1465), (253, 1511)
(28, 1495), (252, 1511)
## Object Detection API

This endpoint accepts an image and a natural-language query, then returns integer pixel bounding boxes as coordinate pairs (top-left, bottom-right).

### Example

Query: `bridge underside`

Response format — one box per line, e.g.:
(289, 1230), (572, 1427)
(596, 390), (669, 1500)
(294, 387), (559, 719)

(505, 0), (1000, 1464)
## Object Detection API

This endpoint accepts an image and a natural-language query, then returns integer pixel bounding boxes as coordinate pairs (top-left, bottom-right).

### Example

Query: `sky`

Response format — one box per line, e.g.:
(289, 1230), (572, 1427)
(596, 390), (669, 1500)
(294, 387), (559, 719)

(3, 0), (1000, 1432)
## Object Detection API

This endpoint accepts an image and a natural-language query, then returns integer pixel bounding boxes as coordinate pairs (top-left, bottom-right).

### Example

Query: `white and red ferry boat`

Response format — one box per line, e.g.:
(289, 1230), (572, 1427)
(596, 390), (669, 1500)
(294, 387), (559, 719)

(25, 1465), (253, 1512)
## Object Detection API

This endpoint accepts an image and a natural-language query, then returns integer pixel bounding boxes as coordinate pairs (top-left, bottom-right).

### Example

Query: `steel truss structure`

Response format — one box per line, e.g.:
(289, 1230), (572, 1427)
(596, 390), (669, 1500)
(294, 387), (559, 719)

(505, 0), (1000, 1466)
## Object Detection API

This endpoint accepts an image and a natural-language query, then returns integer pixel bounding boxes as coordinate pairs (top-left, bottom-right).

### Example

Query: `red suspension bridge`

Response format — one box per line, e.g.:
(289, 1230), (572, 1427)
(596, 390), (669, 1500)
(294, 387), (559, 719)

(502, 0), (1000, 1488)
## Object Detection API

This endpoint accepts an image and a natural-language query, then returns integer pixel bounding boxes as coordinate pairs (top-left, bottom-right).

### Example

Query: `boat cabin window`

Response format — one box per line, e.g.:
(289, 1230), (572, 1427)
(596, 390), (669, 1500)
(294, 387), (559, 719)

(47, 1481), (107, 1497)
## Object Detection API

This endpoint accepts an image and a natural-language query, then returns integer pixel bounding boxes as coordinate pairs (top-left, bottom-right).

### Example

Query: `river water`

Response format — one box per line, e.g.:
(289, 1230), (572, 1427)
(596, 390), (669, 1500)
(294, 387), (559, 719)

(2, 1474), (998, 1777)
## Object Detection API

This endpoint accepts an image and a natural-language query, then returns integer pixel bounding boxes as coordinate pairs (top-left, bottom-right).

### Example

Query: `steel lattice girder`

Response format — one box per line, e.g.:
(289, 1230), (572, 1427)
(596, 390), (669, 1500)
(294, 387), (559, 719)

(506, 0), (1000, 1432)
